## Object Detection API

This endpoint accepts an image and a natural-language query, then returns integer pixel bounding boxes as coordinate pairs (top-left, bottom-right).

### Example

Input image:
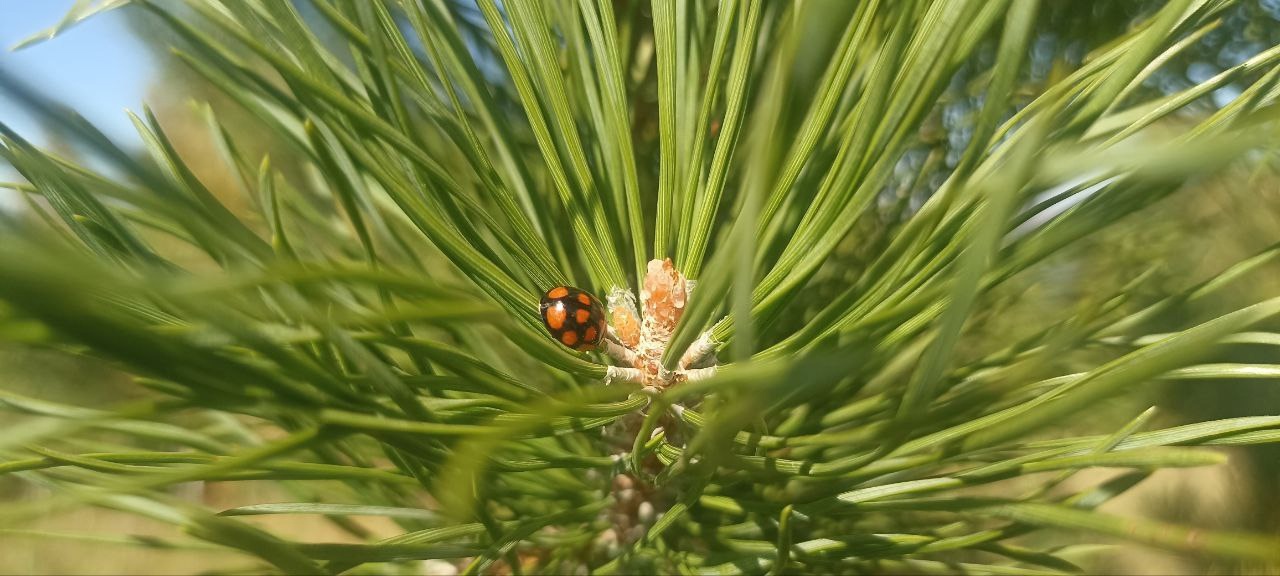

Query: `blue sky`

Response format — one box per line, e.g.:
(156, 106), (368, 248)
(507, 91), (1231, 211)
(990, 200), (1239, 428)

(0, 0), (153, 148)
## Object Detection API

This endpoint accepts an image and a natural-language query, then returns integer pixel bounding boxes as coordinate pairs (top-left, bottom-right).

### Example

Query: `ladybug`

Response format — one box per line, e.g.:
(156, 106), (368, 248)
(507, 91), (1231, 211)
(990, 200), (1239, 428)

(540, 286), (607, 351)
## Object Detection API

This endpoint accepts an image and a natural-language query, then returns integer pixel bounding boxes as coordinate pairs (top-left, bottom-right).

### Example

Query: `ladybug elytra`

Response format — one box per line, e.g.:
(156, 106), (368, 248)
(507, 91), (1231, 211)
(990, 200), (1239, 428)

(540, 286), (607, 351)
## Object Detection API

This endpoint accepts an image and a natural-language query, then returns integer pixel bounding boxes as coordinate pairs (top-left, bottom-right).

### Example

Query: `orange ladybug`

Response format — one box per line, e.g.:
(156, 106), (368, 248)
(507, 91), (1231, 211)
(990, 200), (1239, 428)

(540, 286), (607, 351)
